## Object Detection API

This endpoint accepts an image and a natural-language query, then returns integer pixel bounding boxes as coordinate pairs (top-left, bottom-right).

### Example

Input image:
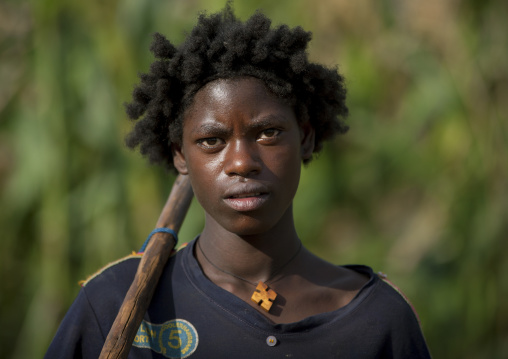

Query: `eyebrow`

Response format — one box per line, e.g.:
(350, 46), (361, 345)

(191, 123), (230, 137)
(190, 114), (291, 136)
(250, 114), (290, 130)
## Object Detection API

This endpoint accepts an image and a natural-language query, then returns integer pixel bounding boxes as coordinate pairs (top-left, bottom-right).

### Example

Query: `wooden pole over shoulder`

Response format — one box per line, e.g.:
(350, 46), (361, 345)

(99, 174), (193, 359)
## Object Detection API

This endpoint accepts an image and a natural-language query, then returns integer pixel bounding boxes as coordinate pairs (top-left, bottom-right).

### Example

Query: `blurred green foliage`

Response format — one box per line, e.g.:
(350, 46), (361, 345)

(1, 0), (507, 358)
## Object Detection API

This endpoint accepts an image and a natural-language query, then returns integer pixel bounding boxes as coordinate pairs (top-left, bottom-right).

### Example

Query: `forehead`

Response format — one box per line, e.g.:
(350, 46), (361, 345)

(184, 77), (293, 120)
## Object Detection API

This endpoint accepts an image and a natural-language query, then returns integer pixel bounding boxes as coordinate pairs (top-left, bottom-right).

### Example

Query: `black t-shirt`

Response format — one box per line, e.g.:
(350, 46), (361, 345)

(45, 239), (431, 358)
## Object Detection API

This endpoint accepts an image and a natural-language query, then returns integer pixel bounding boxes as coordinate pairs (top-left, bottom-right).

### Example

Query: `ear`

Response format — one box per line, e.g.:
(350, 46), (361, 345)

(300, 122), (315, 161)
(171, 143), (189, 175)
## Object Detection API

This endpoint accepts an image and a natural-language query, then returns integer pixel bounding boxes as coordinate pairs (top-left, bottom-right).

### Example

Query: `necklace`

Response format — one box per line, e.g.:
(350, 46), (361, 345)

(197, 240), (302, 313)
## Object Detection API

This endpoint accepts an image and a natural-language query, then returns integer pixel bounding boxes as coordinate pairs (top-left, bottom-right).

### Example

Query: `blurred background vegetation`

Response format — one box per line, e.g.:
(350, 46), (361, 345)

(1, 0), (506, 357)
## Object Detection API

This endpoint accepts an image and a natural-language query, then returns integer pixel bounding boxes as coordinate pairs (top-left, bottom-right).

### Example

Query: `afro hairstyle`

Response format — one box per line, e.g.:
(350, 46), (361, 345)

(125, 4), (349, 171)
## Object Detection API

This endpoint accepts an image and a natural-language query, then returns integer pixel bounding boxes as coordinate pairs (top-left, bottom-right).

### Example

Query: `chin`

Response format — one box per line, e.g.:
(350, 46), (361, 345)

(218, 215), (281, 237)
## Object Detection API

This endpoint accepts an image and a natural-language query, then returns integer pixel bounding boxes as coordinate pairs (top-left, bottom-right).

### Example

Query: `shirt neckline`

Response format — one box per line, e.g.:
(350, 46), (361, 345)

(180, 238), (378, 335)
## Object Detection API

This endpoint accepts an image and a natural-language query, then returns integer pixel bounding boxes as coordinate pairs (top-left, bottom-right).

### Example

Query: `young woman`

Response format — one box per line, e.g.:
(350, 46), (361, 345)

(46, 5), (431, 358)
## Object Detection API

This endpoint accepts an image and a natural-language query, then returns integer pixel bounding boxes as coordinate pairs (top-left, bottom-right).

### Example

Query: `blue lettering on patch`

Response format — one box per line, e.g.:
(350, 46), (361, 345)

(133, 319), (199, 358)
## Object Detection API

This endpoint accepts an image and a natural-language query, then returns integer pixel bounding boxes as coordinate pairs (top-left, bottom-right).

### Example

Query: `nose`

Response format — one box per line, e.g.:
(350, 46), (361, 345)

(223, 140), (262, 177)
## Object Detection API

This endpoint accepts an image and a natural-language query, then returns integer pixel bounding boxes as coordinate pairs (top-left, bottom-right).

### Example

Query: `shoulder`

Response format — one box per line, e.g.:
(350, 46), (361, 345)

(72, 244), (190, 326)
(80, 242), (191, 287)
(79, 242), (190, 297)
(77, 253), (145, 323)
(349, 266), (422, 322)
(44, 254), (144, 359)
(338, 265), (425, 335)
(374, 271), (423, 325)
(342, 266), (431, 357)
(79, 252), (142, 288)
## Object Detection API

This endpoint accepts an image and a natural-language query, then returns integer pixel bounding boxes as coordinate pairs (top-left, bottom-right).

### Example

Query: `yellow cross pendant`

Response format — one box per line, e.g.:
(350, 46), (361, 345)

(251, 281), (277, 312)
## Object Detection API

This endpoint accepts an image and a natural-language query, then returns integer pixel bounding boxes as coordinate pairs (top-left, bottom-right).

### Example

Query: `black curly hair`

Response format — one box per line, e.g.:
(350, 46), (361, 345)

(125, 4), (349, 171)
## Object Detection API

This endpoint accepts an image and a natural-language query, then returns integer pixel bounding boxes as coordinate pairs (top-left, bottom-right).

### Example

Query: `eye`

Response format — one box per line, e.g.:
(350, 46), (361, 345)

(197, 137), (224, 150)
(258, 128), (281, 140)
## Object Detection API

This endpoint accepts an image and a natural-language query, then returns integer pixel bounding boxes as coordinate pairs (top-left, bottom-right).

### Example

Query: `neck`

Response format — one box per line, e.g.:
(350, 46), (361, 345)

(196, 209), (301, 283)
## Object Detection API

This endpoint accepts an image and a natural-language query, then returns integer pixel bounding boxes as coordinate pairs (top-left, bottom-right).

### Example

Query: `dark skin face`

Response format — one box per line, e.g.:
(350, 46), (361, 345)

(174, 77), (313, 237)
(173, 77), (367, 323)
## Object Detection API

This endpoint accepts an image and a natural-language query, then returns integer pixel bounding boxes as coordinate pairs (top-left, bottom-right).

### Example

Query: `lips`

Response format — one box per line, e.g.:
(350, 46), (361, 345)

(223, 184), (270, 212)
(230, 192), (263, 198)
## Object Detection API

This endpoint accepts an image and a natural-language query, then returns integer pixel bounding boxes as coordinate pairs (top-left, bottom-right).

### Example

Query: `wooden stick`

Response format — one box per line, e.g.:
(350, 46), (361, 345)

(99, 174), (193, 359)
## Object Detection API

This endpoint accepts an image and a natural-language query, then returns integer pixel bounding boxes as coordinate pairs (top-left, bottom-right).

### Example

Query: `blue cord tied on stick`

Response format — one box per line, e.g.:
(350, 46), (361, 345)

(139, 228), (178, 253)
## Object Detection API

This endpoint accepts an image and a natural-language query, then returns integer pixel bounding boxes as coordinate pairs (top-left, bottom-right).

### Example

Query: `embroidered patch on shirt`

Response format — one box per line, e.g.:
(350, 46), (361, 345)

(133, 319), (199, 358)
